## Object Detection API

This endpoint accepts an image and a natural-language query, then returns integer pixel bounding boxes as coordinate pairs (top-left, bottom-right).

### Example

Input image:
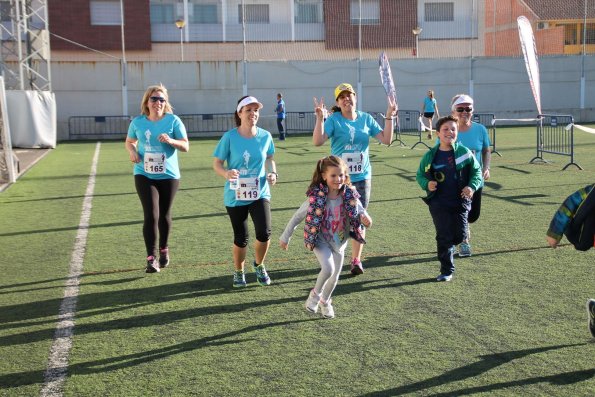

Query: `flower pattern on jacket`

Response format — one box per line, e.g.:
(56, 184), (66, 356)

(303, 183), (365, 251)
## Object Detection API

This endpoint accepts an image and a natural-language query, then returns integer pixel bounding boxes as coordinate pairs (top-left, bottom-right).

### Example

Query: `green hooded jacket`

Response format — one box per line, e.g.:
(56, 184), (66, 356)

(416, 142), (483, 204)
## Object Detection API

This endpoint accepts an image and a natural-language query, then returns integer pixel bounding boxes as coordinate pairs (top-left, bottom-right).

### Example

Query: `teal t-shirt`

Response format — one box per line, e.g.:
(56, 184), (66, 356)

(127, 113), (187, 179)
(456, 122), (490, 187)
(323, 111), (382, 182)
(423, 97), (437, 113)
(213, 127), (275, 207)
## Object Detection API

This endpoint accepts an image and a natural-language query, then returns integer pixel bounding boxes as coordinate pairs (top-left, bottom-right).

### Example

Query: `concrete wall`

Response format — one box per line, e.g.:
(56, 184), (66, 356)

(51, 55), (595, 140)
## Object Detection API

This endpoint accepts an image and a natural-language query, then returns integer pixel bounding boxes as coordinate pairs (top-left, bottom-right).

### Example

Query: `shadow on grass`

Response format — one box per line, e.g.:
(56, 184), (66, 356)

(0, 255), (438, 346)
(0, 265), (322, 346)
(336, 276), (435, 296)
(0, 204), (315, 237)
(359, 343), (591, 397)
(430, 368), (595, 396)
(0, 276), (144, 295)
(484, 192), (549, 206)
(0, 244), (562, 333)
(0, 318), (318, 389)
(364, 244), (563, 266)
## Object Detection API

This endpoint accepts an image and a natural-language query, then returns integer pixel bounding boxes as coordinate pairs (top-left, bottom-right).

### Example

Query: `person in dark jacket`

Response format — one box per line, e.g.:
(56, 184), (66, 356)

(416, 115), (482, 282)
(546, 183), (595, 337)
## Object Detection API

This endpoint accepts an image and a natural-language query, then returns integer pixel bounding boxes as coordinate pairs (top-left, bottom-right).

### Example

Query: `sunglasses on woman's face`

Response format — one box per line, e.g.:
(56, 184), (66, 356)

(150, 96), (166, 103)
(456, 107), (473, 113)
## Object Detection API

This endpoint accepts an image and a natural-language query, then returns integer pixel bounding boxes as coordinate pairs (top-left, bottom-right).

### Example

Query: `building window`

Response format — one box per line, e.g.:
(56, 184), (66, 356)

(238, 4), (269, 24)
(564, 24), (577, 45)
(350, 0), (380, 25)
(424, 2), (454, 22)
(585, 23), (595, 44)
(150, 4), (176, 24)
(0, 1), (11, 23)
(192, 4), (219, 24)
(295, 0), (322, 24)
(90, 1), (122, 26)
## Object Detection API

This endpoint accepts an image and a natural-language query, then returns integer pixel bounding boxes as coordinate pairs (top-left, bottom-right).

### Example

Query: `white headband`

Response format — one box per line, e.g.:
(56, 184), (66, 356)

(236, 96), (263, 113)
(451, 95), (474, 111)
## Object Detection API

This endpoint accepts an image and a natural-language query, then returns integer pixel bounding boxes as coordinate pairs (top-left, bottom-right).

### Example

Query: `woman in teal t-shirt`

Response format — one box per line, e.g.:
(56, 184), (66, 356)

(125, 84), (189, 273)
(421, 90), (440, 139)
(450, 94), (491, 258)
(213, 96), (278, 288)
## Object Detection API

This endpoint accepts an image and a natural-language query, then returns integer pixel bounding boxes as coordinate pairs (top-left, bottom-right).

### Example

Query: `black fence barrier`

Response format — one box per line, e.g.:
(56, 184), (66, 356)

(68, 116), (131, 140)
(472, 113), (501, 156)
(530, 114), (582, 170)
(285, 111), (316, 134)
(179, 113), (235, 137)
(374, 110), (428, 149)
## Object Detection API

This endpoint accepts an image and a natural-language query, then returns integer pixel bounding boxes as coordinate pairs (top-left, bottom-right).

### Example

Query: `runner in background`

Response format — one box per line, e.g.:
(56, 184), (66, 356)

(421, 90), (440, 140)
(275, 93), (286, 141)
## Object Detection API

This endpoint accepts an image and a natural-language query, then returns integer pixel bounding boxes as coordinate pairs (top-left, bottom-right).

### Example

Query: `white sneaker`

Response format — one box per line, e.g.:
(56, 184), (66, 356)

(305, 289), (320, 313)
(320, 299), (335, 319)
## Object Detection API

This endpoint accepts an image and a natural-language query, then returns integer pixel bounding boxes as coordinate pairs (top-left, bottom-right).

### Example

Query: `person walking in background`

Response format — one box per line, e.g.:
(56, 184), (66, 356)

(421, 90), (440, 139)
(275, 93), (286, 140)
(125, 84), (189, 273)
(279, 156), (372, 318)
(416, 115), (482, 282)
(312, 83), (396, 275)
(450, 94), (491, 258)
(545, 183), (595, 338)
(213, 95), (277, 288)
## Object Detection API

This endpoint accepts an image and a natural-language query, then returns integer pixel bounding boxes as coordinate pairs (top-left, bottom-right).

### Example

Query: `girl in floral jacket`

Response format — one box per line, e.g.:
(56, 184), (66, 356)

(280, 155), (371, 318)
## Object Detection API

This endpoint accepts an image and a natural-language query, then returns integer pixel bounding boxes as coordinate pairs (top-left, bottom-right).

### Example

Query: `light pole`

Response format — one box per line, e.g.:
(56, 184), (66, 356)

(175, 19), (185, 61)
(120, 0), (128, 116)
(412, 26), (422, 58)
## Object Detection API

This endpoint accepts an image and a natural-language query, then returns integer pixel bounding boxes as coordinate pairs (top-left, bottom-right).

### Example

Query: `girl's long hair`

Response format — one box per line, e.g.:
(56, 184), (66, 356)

(308, 155), (351, 191)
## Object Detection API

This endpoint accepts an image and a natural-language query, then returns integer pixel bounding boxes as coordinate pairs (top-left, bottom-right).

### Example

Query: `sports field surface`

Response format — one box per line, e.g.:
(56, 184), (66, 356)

(1, 125), (594, 396)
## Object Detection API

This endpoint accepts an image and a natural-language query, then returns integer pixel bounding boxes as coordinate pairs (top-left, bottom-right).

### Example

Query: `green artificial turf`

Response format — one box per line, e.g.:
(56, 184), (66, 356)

(1, 127), (594, 396)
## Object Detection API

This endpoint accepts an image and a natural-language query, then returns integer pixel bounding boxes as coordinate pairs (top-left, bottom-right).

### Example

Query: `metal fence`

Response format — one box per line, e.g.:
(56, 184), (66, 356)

(472, 113), (500, 156)
(68, 114), (239, 140)
(530, 114), (582, 170)
(285, 111), (316, 134)
(68, 116), (131, 140)
(390, 110), (428, 149)
(179, 113), (235, 137)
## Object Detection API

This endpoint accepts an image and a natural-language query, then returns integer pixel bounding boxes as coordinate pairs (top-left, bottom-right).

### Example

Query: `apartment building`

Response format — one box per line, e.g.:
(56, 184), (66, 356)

(47, 0), (482, 60)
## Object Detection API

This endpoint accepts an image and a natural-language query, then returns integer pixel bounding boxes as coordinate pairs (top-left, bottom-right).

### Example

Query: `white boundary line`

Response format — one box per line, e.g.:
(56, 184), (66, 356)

(40, 142), (101, 397)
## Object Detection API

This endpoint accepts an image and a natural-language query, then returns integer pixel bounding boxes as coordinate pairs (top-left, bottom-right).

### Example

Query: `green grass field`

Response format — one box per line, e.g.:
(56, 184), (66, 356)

(1, 126), (594, 396)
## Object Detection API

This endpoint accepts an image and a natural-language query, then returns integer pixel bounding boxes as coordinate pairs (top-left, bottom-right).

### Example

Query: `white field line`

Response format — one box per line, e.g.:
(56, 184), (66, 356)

(40, 142), (101, 397)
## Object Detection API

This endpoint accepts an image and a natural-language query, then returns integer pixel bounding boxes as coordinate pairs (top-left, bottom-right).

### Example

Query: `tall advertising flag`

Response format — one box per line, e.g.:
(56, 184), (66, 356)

(517, 16), (542, 115)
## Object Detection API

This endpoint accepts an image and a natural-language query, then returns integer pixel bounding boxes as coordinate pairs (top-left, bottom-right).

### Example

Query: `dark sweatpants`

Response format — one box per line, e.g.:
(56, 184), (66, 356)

(429, 203), (469, 276)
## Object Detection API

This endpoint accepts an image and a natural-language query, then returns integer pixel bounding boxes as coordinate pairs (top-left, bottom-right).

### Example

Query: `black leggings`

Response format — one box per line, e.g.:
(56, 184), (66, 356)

(468, 187), (483, 224)
(135, 175), (180, 257)
(226, 199), (272, 248)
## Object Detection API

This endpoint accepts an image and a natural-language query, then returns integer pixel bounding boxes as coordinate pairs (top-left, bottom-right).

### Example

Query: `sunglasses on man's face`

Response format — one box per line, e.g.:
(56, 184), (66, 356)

(150, 96), (166, 103)
(455, 107), (473, 113)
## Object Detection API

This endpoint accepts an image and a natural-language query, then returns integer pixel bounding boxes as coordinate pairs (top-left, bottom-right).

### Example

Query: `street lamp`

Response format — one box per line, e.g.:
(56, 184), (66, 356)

(175, 19), (185, 61)
(412, 26), (422, 58)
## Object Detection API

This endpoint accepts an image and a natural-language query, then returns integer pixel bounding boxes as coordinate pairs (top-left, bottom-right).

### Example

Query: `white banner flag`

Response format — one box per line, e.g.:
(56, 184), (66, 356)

(517, 16), (542, 115)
